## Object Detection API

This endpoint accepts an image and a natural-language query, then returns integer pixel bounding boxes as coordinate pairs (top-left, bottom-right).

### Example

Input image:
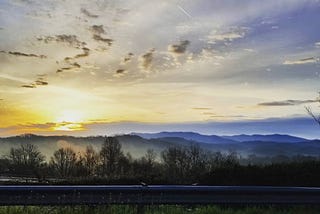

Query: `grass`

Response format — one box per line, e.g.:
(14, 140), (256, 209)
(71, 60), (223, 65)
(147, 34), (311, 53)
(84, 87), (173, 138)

(0, 205), (319, 214)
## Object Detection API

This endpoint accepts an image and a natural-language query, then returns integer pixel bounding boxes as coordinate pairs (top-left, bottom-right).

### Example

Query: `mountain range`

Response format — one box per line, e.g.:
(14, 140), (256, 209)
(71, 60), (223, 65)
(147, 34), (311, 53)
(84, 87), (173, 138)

(0, 132), (319, 160)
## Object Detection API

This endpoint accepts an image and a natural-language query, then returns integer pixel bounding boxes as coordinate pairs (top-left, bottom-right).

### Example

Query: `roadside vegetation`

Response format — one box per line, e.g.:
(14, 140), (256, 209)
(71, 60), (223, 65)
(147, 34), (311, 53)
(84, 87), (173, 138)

(1, 137), (320, 186)
(0, 205), (319, 214)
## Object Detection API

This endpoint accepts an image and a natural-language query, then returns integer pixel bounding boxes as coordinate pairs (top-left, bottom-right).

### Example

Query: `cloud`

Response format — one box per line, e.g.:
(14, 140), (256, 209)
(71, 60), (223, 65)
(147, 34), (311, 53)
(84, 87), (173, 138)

(90, 25), (105, 35)
(315, 42), (320, 48)
(1, 51), (47, 59)
(192, 107), (212, 110)
(139, 49), (155, 71)
(207, 28), (247, 44)
(56, 62), (81, 73)
(21, 76), (49, 88)
(114, 69), (127, 77)
(21, 84), (36, 88)
(81, 8), (98, 18)
(123, 52), (134, 63)
(74, 47), (90, 58)
(18, 122), (56, 130)
(116, 69), (126, 74)
(208, 32), (244, 42)
(92, 35), (113, 46)
(35, 79), (48, 86)
(168, 40), (190, 54)
(37, 35), (86, 49)
(258, 99), (318, 106)
(283, 57), (318, 65)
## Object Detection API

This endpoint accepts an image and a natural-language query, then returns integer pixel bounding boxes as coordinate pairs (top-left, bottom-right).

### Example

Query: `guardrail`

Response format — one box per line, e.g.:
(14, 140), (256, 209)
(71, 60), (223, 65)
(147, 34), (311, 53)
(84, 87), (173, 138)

(0, 185), (320, 206)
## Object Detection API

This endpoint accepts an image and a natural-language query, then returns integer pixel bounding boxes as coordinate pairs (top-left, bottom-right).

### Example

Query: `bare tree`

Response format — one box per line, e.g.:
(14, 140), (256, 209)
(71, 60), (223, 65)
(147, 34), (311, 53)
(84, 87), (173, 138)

(306, 92), (320, 125)
(8, 144), (46, 179)
(9, 144), (45, 167)
(99, 137), (124, 178)
(161, 146), (189, 183)
(50, 147), (78, 178)
(79, 145), (99, 177)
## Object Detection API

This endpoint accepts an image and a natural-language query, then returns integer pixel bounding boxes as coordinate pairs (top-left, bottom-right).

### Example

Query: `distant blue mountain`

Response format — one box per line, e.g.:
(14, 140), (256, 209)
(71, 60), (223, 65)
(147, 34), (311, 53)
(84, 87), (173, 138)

(133, 132), (310, 144)
(222, 134), (309, 143)
(132, 132), (238, 144)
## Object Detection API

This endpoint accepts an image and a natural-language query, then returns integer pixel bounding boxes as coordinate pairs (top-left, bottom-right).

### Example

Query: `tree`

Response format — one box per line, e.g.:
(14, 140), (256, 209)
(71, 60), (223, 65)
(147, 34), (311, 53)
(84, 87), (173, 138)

(161, 146), (189, 183)
(132, 149), (158, 182)
(9, 144), (45, 167)
(7, 144), (45, 178)
(99, 137), (124, 178)
(306, 92), (320, 125)
(50, 147), (78, 178)
(79, 145), (99, 177)
(186, 144), (207, 180)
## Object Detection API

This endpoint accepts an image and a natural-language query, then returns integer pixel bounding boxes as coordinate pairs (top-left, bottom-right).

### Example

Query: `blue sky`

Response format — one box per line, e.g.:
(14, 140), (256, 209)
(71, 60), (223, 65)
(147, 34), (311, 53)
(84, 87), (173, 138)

(0, 0), (320, 137)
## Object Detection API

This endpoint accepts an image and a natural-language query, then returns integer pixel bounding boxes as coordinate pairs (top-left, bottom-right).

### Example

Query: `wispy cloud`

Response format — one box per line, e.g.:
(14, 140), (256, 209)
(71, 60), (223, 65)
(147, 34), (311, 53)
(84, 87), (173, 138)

(21, 76), (49, 88)
(168, 40), (190, 54)
(283, 57), (318, 65)
(92, 35), (113, 46)
(192, 107), (212, 110)
(258, 99), (318, 106)
(114, 69), (127, 78)
(21, 84), (36, 88)
(139, 49), (155, 71)
(123, 52), (134, 64)
(80, 8), (98, 18)
(1, 51), (47, 59)
(37, 35), (86, 49)
(90, 25), (105, 35)
(207, 27), (247, 44)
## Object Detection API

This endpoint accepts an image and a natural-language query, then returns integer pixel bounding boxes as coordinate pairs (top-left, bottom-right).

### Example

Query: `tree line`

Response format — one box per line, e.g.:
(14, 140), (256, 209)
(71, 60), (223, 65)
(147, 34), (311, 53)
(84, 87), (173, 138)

(1, 136), (320, 186)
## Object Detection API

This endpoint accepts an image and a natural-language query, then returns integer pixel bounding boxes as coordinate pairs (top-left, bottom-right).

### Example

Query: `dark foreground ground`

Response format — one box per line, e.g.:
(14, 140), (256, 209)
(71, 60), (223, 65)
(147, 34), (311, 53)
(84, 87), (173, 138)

(0, 205), (320, 214)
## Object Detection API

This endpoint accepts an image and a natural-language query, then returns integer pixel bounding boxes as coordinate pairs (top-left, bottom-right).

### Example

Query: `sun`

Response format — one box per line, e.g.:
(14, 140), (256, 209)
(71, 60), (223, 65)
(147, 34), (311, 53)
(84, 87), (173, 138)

(54, 110), (85, 131)
(56, 110), (84, 123)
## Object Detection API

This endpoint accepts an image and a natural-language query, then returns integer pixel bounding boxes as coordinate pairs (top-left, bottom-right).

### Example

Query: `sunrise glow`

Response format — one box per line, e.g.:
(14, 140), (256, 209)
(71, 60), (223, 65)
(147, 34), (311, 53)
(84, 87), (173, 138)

(1, 0), (320, 138)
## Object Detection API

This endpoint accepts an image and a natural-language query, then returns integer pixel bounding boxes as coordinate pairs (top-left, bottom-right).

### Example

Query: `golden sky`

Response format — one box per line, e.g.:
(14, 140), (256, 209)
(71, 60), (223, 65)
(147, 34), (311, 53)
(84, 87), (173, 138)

(1, 0), (320, 137)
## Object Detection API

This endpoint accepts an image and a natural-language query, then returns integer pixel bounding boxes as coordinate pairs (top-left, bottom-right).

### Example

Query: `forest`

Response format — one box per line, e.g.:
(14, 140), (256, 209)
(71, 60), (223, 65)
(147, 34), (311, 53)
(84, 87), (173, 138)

(1, 136), (320, 186)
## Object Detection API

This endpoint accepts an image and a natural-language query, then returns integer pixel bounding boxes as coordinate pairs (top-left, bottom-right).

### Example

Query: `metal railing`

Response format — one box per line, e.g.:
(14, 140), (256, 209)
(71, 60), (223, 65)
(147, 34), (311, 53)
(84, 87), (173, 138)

(0, 185), (320, 205)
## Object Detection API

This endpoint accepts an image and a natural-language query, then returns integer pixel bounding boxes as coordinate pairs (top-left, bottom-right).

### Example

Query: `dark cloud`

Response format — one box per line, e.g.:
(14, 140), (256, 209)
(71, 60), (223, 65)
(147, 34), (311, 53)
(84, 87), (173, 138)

(22, 76), (49, 88)
(192, 107), (212, 110)
(81, 8), (98, 18)
(56, 62), (81, 73)
(63, 48), (90, 65)
(74, 47), (90, 58)
(90, 25), (105, 35)
(139, 49), (155, 70)
(283, 57), (318, 65)
(3, 51), (46, 58)
(35, 78), (48, 86)
(92, 35), (113, 46)
(123, 52), (134, 63)
(37, 35), (86, 49)
(168, 40), (190, 54)
(56, 67), (73, 73)
(72, 62), (81, 68)
(116, 69), (126, 74)
(21, 84), (36, 88)
(258, 99), (318, 106)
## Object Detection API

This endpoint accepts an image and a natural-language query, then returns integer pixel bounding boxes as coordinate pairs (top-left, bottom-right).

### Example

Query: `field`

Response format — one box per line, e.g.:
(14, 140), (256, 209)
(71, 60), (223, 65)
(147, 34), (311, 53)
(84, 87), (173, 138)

(0, 206), (320, 214)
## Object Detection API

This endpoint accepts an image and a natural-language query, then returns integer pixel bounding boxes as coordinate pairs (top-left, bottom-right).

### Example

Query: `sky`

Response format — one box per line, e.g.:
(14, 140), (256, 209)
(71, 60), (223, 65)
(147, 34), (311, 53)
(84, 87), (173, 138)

(1, 0), (320, 138)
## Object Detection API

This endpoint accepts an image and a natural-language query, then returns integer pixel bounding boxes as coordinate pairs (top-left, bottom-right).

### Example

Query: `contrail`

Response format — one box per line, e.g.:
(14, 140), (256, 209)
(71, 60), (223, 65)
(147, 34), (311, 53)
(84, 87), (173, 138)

(177, 5), (192, 19)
